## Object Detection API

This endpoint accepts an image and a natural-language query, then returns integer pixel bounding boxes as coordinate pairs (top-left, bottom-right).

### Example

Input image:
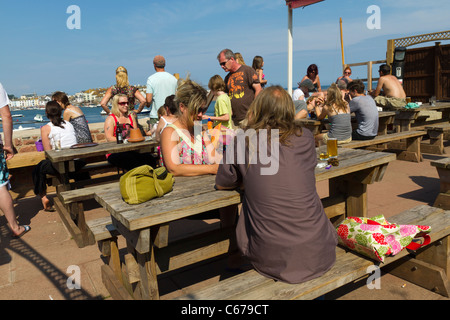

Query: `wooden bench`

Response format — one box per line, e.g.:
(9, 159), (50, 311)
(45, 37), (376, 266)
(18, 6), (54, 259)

(342, 130), (427, 162)
(48, 159), (123, 193)
(55, 182), (119, 247)
(175, 205), (450, 300)
(421, 123), (450, 155)
(430, 157), (450, 210)
(6, 151), (47, 199)
(86, 217), (120, 258)
(6, 151), (45, 169)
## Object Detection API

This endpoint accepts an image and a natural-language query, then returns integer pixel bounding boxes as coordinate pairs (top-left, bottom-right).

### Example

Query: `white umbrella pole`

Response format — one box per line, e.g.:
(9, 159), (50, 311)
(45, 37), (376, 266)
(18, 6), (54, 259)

(288, 7), (293, 96)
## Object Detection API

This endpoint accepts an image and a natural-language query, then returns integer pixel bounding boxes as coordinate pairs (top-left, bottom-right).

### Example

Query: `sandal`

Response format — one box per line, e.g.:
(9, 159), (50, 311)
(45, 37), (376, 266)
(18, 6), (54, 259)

(11, 225), (31, 238)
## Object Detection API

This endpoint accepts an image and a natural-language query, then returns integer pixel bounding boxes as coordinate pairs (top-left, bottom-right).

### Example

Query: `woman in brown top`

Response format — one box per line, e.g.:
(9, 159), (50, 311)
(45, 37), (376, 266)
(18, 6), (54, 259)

(216, 85), (337, 284)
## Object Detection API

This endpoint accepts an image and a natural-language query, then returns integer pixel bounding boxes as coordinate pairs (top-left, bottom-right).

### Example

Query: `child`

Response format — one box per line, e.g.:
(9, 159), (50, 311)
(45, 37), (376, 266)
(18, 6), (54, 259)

(153, 95), (178, 142)
(204, 75), (233, 129)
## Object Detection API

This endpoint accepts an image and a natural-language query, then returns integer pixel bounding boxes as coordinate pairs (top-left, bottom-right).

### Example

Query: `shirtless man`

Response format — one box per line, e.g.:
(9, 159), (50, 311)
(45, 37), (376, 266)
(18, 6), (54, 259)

(370, 64), (406, 110)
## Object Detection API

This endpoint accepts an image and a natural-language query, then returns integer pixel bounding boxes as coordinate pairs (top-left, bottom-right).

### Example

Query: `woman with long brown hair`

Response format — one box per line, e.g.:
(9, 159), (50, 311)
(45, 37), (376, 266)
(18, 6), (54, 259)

(52, 91), (92, 143)
(300, 63), (321, 92)
(215, 85), (337, 284)
(32, 101), (86, 211)
(311, 83), (352, 145)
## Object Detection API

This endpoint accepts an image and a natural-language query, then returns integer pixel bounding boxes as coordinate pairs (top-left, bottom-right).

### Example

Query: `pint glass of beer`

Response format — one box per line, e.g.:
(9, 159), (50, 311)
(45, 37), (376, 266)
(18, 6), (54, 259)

(327, 138), (338, 158)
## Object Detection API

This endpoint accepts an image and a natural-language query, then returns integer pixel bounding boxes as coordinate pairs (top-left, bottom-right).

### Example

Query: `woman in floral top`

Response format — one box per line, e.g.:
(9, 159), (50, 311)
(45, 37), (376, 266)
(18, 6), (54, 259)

(160, 76), (217, 176)
(100, 66), (147, 114)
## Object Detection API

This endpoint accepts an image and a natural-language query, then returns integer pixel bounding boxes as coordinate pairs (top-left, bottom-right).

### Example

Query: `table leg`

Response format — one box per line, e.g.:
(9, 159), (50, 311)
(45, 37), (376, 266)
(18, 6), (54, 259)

(136, 248), (159, 300)
(378, 119), (389, 136)
(110, 217), (160, 300)
(397, 136), (423, 162)
(329, 165), (387, 219)
(329, 177), (368, 218)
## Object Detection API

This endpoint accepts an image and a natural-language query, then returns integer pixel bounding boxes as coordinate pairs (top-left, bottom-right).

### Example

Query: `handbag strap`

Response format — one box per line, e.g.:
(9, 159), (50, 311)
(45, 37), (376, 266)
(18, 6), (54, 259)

(405, 232), (431, 250)
(151, 169), (164, 197)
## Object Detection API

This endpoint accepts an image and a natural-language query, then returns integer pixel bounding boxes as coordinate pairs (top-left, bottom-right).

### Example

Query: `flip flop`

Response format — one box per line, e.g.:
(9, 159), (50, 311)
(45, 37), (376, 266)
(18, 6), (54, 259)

(11, 225), (31, 239)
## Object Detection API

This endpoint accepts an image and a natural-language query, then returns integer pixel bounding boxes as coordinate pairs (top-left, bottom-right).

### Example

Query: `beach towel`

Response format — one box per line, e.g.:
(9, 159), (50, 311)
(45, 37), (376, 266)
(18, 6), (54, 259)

(336, 215), (431, 262)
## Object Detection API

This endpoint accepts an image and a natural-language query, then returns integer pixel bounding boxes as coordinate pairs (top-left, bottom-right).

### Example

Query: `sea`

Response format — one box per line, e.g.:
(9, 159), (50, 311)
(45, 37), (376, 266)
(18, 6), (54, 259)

(5, 84), (344, 132)
(5, 104), (216, 132)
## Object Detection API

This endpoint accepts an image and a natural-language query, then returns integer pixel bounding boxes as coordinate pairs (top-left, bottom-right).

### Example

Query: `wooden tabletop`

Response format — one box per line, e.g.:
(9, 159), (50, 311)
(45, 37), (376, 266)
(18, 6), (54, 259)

(378, 111), (396, 117)
(45, 139), (158, 163)
(430, 157), (450, 169)
(94, 148), (396, 232)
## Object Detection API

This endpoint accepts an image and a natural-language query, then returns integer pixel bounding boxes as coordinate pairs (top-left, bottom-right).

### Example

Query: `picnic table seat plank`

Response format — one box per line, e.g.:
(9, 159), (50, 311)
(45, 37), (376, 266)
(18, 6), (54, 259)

(175, 204), (450, 300)
(342, 130), (426, 163)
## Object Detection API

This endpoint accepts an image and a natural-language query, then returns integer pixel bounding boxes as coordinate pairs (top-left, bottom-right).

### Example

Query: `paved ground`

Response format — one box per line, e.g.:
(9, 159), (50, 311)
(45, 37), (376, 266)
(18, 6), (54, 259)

(0, 144), (449, 300)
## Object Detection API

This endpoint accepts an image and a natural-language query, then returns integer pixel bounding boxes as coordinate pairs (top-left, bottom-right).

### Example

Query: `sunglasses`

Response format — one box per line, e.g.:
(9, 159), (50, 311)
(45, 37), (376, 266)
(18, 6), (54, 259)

(344, 71), (351, 75)
(220, 59), (229, 67)
(197, 106), (208, 114)
(118, 102), (129, 106)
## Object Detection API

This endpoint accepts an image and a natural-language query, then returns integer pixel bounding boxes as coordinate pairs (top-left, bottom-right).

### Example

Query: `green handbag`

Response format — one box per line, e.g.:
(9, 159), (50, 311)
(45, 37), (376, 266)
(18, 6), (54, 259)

(120, 165), (175, 205)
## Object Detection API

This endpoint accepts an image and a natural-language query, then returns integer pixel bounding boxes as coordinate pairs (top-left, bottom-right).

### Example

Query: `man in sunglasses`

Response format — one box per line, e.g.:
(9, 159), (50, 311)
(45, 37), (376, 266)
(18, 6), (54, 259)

(217, 49), (262, 127)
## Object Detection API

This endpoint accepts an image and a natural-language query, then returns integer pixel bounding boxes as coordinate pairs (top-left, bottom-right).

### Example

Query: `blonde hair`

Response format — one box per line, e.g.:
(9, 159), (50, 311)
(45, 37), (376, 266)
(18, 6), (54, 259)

(111, 94), (129, 117)
(175, 75), (207, 129)
(235, 52), (246, 65)
(115, 66), (129, 88)
(246, 85), (302, 145)
(325, 83), (347, 113)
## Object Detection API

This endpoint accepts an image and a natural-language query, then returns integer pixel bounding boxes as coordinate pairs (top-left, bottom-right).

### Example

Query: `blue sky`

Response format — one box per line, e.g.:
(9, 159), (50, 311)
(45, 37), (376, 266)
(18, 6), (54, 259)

(1, 0), (449, 96)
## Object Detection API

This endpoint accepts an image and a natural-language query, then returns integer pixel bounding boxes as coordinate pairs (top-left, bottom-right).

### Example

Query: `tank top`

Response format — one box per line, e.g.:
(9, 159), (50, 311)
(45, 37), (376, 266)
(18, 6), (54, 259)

(327, 113), (352, 141)
(47, 121), (77, 148)
(110, 114), (134, 139)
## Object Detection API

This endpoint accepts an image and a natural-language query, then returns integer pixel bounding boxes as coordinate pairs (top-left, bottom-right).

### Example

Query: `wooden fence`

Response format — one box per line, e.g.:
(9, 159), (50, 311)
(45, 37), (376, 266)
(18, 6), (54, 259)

(403, 42), (450, 103)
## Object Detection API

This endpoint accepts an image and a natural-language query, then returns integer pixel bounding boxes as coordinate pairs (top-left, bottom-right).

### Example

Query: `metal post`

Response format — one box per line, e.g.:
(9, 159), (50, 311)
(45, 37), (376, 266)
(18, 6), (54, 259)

(288, 7), (293, 96)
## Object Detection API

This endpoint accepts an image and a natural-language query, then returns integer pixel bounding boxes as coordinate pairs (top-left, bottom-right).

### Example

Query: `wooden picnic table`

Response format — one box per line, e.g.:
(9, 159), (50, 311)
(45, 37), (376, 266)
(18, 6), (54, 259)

(297, 118), (322, 135)
(45, 139), (158, 246)
(45, 139), (158, 192)
(418, 102), (450, 121)
(94, 148), (396, 300)
(298, 111), (396, 136)
(394, 102), (450, 132)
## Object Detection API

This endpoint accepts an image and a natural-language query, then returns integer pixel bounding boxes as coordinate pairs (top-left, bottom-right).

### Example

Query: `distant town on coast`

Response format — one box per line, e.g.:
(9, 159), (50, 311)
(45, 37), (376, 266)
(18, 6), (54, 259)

(7, 85), (146, 110)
